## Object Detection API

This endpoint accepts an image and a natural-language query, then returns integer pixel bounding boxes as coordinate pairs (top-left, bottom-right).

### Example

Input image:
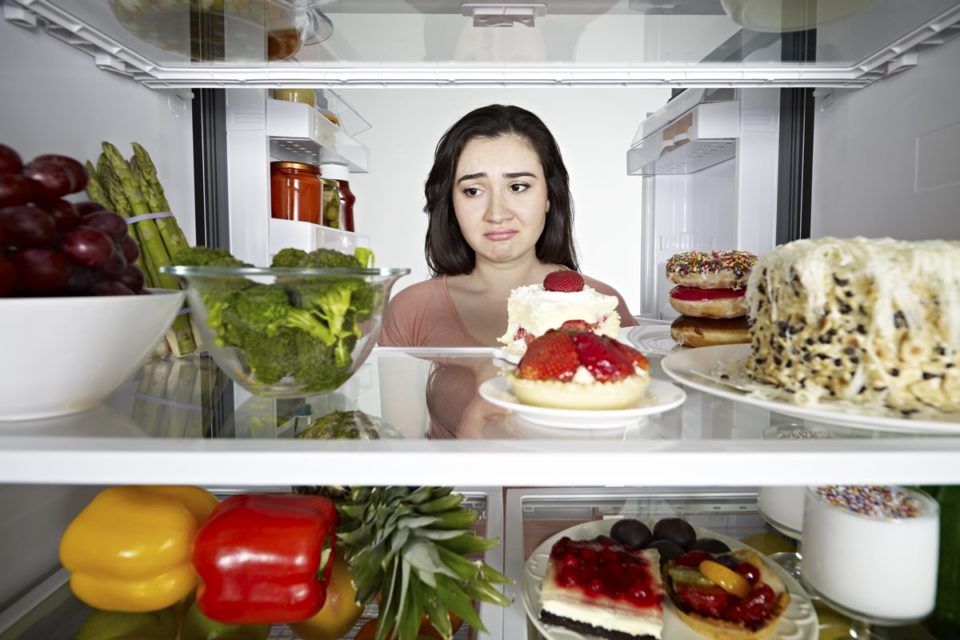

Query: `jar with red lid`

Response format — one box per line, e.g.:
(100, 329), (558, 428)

(270, 161), (322, 224)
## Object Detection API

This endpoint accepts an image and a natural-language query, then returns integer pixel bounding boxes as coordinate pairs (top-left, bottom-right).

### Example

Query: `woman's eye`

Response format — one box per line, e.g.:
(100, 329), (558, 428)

(462, 187), (481, 197)
(510, 183), (530, 193)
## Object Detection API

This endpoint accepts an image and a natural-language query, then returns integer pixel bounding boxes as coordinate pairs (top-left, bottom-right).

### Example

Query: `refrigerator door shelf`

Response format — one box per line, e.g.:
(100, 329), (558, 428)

(267, 98), (369, 173)
(628, 98), (740, 176)
(268, 218), (369, 258)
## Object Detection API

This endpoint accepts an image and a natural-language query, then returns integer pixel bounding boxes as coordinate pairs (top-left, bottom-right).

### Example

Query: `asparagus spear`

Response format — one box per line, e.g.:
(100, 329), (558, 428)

(99, 159), (155, 286)
(131, 142), (172, 211)
(84, 161), (113, 209)
(129, 145), (190, 256)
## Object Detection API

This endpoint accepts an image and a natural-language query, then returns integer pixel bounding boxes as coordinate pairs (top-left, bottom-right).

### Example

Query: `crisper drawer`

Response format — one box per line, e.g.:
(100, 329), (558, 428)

(0, 487), (504, 640)
(502, 488), (940, 640)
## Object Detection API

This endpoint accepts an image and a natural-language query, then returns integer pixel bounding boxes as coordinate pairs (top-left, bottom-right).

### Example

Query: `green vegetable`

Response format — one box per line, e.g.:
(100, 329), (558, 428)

(269, 248), (362, 269)
(184, 246), (378, 393)
(75, 608), (178, 640)
(181, 601), (270, 640)
(174, 246), (252, 268)
(270, 248), (308, 268)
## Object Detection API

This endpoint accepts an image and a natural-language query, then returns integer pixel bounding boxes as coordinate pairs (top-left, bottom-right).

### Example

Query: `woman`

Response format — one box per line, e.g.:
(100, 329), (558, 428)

(380, 104), (636, 347)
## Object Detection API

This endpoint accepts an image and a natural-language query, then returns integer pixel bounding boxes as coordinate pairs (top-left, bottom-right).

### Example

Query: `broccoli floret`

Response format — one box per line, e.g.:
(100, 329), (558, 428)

(302, 248), (362, 269)
(293, 332), (354, 391)
(173, 246), (251, 267)
(271, 248), (309, 268)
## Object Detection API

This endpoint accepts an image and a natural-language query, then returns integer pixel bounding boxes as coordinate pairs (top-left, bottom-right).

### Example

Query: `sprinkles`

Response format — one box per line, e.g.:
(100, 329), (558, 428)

(666, 250), (758, 277)
(816, 485), (920, 519)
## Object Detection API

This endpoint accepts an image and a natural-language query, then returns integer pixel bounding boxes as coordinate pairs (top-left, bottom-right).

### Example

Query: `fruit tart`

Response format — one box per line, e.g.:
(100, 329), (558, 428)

(507, 325), (650, 410)
(663, 549), (790, 640)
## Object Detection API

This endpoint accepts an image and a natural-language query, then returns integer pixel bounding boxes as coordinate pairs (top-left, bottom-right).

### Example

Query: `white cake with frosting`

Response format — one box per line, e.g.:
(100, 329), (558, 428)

(499, 283), (621, 357)
(745, 237), (960, 413)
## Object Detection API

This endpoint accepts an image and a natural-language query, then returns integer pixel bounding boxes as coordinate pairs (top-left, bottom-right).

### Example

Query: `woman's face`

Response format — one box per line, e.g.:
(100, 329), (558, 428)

(451, 133), (549, 266)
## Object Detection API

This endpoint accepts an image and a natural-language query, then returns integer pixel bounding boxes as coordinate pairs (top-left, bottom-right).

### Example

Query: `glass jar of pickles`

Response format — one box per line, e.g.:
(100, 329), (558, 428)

(270, 161), (322, 224)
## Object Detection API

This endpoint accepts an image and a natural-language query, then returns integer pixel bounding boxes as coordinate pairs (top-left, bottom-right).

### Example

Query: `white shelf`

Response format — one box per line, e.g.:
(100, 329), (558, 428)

(267, 99), (369, 173)
(268, 219), (369, 256)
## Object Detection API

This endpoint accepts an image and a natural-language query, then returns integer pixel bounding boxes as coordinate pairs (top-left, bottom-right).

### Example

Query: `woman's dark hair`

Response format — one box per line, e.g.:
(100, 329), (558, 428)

(424, 104), (579, 276)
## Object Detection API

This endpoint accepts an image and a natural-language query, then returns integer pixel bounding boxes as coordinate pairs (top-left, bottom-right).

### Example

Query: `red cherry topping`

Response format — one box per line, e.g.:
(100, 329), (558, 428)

(675, 583), (732, 617)
(549, 537), (662, 608)
(723, 584), (776, 625)
(734, 561), (760, 585)
(673, 550), (713, 568)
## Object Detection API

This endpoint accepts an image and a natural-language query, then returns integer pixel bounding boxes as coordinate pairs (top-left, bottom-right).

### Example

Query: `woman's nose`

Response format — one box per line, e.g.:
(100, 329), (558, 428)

(484, 191), (511, 222)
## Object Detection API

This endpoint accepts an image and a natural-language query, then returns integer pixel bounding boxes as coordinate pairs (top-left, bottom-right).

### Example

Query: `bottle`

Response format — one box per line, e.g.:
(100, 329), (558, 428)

(270, 161), (322, 224)
(319, 163), (355, 232)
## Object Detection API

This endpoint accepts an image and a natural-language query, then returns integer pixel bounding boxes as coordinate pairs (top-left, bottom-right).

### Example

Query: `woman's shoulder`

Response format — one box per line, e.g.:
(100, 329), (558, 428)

(389, 277), (446, 304)
(579, 273), (638, 327)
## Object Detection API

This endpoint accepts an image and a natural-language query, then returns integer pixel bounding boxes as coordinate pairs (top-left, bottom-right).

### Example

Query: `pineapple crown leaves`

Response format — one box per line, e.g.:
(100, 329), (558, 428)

(335, 487), (512, 640)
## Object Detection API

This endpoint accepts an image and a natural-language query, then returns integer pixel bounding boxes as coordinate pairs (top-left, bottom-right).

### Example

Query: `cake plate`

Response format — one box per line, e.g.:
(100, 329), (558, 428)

(661, 345), (960, 434)
(521, 519), (818, 640)
(478, 377), (686, 430)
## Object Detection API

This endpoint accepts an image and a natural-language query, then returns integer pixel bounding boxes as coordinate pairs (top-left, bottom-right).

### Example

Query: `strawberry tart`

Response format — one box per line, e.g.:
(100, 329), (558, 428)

(540, 536), (664, 640)
(499, 270), (621, 358)
(507, 327), (649, 410)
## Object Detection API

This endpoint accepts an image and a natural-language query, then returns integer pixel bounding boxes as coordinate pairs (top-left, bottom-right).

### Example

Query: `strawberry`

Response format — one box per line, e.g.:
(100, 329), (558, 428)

(543, 270), (584, 292)
(723, 584), (776, 625)
(559, 319), (591, 331)
(611, 339), (650, 372)
(517, 329), (579, 382)
(570, 331), (632, 382)
(674, 583), (732, 618)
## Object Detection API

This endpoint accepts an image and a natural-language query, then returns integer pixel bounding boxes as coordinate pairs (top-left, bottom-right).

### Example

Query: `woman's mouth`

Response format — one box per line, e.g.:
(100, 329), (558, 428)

(485, 229), (517, 241)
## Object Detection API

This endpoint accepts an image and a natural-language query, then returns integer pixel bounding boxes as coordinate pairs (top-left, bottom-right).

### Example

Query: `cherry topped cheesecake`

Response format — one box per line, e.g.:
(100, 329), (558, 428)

(663, 548), (789, 640)
(540, 536), (664, 640)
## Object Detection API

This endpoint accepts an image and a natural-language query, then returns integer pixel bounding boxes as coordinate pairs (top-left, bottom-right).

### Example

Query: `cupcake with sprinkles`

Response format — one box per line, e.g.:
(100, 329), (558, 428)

(801, 485), (940, 622)
(665, 250), (758, 348)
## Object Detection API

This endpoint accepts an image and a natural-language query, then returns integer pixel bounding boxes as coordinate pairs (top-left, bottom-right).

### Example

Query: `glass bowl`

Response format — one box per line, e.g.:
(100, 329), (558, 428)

(162, 266), (409, 397)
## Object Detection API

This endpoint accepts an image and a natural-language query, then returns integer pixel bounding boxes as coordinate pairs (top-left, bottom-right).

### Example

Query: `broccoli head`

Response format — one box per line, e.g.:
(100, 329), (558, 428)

(271, 248), (309, 268)
(173, 246), (252, 267)
(302, 248), (362, 269)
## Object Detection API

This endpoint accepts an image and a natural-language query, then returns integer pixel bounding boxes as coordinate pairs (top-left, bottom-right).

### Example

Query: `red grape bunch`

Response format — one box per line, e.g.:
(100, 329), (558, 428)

(0, 143), (145, 297)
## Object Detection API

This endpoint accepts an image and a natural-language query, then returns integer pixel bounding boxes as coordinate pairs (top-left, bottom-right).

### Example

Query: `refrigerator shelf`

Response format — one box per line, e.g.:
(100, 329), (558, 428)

(4, 0), (960, 88)
(267, 99), (369, 173)
(1, 347), (959, 487)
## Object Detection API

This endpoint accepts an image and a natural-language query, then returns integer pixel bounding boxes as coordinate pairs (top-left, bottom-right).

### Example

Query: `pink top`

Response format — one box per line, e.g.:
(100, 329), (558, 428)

(379, 275), (637, 348)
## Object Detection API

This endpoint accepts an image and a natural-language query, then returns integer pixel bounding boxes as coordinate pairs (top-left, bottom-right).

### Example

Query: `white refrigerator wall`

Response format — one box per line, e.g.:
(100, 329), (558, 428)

(335, 88), (670, 314)
(0, 17), (197, 242)
(811, 34), (960, 241)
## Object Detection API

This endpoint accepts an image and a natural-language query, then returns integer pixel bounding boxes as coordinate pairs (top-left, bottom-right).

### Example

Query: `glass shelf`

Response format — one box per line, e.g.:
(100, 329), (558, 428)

(1, 328), (959, 486)
(6, 0), (960, 86)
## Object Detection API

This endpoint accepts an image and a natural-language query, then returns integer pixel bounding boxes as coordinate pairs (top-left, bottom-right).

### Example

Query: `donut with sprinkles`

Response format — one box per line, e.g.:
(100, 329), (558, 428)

(666, 250), (758, 289)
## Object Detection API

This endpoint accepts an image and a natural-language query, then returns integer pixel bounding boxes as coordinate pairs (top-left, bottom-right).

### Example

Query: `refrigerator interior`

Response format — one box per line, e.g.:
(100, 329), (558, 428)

(2, 0), (960, 638)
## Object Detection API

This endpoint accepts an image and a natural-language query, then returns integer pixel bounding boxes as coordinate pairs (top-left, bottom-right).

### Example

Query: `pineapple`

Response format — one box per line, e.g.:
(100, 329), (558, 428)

(298, 486), (511, 640)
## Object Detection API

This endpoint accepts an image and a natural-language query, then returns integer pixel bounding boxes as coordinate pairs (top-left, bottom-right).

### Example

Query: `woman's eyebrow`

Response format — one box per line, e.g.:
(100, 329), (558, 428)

(456, 171), (537, 184)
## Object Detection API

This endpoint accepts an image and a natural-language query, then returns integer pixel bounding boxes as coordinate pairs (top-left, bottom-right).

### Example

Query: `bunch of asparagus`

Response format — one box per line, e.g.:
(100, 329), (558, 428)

(86, 142), (200, 357)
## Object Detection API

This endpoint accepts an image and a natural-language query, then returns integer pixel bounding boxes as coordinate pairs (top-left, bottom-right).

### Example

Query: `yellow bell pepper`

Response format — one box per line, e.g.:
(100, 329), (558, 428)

(59, 485), (218, 612)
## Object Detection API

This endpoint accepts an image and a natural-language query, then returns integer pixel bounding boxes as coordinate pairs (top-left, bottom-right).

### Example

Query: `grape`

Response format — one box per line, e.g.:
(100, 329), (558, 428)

(117, 234), (140, 263)
(10, 248), (70, 293)
(0, 205), (57, 247)
(84, 211), (128, 240)
(62, 264), (97, 295)
(22, 160), (72, 202)
(44, 199), (84, 230)
(0, 255), (15, 296)
(32, 154), (88, 193)
(60, 227), (114, 269)
(76, 201), (106, 216)
(91, 281), (134, 296)
(116, 264), (145, 293)
(0, 174), (35, 208)
(99, 246), (128, 279)
(0, 144), (23, 175)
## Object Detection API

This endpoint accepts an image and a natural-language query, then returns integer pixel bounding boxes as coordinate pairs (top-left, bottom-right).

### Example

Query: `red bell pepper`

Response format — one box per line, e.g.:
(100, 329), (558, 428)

(191, 494), (339, 625)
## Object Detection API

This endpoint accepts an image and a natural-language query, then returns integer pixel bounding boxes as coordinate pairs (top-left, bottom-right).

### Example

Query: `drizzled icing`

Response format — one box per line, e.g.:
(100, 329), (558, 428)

(665, 250), (757, 277)
(744, 237), (960, 412)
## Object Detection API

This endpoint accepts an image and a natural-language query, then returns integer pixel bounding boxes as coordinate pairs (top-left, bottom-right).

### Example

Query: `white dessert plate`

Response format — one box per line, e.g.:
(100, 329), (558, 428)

(477, 377), (686, 430)
(626, 325), (684, 357)
(661, 344), (960, 434)
(522, 519), (818, 640)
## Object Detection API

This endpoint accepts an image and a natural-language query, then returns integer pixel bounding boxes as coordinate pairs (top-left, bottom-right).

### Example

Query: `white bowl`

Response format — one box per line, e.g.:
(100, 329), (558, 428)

(0, 290), (185, 421)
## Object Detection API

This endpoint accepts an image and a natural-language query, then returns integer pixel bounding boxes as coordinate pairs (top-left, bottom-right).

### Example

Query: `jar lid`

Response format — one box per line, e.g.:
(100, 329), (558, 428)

(271, 161), (320, 172)
(319, 163), (349, 181)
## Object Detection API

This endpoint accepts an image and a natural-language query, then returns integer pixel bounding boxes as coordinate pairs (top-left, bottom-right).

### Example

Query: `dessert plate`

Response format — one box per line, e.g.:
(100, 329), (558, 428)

(626, 325), (683, 357)
(477, 377), (685, 429)
(661, 345), (960, 434)
(522, 519), (818, 640)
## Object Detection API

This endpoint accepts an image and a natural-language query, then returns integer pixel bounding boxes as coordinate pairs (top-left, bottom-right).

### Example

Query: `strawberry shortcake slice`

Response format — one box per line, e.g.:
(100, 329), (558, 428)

(498, 271), (621, 358)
